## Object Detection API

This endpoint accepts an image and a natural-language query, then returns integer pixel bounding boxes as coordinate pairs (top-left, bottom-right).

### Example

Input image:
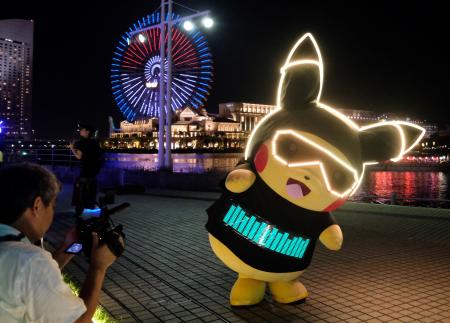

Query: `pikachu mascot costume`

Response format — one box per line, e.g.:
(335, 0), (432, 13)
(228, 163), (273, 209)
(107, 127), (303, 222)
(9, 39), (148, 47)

(206, 33), (425, 306)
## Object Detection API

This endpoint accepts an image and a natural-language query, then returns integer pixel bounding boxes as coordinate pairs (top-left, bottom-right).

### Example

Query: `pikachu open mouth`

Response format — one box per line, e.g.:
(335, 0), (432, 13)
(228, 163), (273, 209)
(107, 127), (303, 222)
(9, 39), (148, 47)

(286, 178), (311, 199)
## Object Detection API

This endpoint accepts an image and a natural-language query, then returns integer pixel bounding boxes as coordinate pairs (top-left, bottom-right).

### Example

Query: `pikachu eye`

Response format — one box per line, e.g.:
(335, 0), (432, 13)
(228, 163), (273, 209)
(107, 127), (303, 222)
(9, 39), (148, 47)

(332, 170), (348, 189)
(278, 138), (301, 160)
(288, 142), (298, 152)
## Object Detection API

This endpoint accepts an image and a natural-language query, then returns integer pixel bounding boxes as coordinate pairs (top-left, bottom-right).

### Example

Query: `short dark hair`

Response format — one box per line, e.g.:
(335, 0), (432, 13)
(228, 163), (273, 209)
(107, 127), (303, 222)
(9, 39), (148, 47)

(0, 163), (61, 224)
(78, 124), (97, 137)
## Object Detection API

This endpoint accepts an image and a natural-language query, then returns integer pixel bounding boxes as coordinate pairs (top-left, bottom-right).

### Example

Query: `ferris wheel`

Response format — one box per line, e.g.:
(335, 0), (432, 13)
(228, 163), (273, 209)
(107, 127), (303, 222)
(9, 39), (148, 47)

(111, 13), (213, 121)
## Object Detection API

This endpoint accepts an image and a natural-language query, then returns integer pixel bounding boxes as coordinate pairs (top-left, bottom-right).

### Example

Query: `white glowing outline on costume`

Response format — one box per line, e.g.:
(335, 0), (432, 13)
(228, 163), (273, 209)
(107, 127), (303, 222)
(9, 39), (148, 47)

(272, 130), (359, 198)
(359, 121), (426, 162)
(316, 102), (359, 130)
(244, 33), (426, 197)
(278, 33), (324, 104)
(246, 33), (324, 160)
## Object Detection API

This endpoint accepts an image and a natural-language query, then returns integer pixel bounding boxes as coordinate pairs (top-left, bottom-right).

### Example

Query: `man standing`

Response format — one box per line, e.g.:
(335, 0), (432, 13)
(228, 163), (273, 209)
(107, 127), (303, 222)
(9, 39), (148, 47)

(70, 124), (103, 215)
(0, 163), (121, 322)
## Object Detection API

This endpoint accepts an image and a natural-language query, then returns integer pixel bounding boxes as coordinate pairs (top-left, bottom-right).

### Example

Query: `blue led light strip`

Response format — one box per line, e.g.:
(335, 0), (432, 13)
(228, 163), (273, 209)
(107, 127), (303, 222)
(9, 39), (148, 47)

(223, 204), (310, 259)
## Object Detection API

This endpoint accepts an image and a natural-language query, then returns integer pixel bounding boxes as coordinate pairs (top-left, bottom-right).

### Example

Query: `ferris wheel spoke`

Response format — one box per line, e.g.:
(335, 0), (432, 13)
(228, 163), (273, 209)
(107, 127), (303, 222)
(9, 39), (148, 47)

(128, 85), (145, 106)
(122, 76), (142, 87)
(173, 49), (197, 64)
(171, 30), (190, 53)
(123, 79), (143, 93)
(173, 76), (197, 89)
(172, 39), (195, 59)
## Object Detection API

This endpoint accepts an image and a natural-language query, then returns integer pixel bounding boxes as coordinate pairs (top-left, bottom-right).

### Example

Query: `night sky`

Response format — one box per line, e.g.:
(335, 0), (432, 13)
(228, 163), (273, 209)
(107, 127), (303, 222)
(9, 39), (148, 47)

(2, 1), (449, 139)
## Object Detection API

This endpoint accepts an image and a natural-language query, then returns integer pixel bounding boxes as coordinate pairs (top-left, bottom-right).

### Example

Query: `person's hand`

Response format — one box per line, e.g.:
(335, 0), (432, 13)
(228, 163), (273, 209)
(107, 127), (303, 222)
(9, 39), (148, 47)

(69, 140), (75, 149)
(89, 232), (121, 271)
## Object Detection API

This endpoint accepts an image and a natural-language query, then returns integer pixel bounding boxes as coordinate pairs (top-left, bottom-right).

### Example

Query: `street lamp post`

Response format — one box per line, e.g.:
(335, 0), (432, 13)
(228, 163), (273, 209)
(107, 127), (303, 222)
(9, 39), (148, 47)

(129, 0), (212, 171)
(165, 0), (173, 169)
(158, 1), (166, 170)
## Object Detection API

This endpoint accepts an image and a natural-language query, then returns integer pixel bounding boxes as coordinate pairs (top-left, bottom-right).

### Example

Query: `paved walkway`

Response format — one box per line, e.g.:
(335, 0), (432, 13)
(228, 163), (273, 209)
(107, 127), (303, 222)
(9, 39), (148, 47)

(46, 186), (450, 322)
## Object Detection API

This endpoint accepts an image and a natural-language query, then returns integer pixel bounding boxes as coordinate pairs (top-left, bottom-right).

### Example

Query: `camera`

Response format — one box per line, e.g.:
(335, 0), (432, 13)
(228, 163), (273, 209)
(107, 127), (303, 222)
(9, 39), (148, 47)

(66, 203), (129, 258)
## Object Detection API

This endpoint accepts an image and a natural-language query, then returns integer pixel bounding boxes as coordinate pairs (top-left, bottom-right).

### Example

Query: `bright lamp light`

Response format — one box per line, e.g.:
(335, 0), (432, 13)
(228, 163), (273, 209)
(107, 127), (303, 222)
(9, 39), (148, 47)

(183, 21), (194, 31)
(202, 17), (214, 28)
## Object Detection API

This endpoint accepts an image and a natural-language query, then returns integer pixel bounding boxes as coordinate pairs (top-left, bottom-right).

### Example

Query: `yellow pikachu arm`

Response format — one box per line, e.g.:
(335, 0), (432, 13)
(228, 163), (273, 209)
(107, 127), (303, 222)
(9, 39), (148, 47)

(225, 167), (256, 193)
(319, 224), (343, 251)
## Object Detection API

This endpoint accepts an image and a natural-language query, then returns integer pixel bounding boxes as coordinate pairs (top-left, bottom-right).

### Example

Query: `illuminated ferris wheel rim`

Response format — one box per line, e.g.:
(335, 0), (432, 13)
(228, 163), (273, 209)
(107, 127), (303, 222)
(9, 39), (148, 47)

(111, 12), (213, 122)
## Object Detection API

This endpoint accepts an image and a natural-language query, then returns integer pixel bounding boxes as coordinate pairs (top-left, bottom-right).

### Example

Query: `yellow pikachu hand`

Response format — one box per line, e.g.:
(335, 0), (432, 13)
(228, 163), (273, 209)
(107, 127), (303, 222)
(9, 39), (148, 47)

(225, 169), (256, 193)
(319, 224), (343, 251)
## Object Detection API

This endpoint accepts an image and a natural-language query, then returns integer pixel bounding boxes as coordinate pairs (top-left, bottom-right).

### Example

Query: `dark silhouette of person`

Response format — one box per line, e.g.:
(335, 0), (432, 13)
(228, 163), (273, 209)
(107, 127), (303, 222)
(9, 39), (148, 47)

(70, 124), (103, 215)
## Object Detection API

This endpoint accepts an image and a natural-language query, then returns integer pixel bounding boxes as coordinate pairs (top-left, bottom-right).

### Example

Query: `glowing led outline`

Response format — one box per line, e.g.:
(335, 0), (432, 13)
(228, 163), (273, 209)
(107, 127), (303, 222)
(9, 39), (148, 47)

(272, 129), (359, 198)
(245, 33), (426, 197)
(359, 120), (425, 162)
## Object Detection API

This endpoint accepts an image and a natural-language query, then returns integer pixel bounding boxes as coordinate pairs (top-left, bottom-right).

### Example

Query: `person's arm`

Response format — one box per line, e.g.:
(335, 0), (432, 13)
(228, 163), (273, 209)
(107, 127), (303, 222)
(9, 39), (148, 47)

(52, 246), (74, 270)
(74, 233), (120, 323)
(69, 141), (83, 160)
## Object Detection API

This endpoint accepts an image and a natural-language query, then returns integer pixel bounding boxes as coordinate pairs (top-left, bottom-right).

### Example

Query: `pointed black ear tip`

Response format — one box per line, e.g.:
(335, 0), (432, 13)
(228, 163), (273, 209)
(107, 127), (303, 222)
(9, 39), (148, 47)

(286, 33), (321, 63)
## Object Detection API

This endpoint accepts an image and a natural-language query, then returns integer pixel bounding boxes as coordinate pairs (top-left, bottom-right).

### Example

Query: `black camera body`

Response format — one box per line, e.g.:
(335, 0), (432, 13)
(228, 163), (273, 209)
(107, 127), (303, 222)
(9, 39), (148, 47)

(76, 203), (129, 258)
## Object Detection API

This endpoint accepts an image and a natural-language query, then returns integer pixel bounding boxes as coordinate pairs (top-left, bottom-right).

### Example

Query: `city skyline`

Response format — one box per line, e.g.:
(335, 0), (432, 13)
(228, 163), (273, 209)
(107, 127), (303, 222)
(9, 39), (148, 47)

(1, 0), (449, 139)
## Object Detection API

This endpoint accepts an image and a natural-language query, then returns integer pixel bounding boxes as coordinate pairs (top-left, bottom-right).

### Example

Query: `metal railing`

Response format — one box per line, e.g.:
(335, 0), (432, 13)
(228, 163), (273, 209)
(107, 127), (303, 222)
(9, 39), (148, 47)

(3, 147), (80, 167)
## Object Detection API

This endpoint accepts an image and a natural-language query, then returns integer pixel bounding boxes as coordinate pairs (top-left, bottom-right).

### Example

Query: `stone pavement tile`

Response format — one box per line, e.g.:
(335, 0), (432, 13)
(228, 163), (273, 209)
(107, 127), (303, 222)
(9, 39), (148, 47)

(346, 318), (363, 323)
(45, 190), (450, 323)
(421, 318), (439, 323)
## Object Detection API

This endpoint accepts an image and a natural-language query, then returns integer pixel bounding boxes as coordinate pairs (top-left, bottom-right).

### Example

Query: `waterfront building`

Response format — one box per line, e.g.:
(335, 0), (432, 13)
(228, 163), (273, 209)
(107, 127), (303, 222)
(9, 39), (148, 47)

(108, 102), (438, 151)
(219, 103), (438, 139)
(218, 102), (277, 132)
(0, 19), (33, 139)
(107, 106), (244, 150)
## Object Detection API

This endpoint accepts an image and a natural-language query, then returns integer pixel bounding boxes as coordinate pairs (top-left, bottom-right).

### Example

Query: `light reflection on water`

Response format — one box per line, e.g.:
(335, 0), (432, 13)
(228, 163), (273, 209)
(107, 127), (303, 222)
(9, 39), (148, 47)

(351, 171), (449, 201)
(105, 153), (449, 201)
(104, 153), (242, 173)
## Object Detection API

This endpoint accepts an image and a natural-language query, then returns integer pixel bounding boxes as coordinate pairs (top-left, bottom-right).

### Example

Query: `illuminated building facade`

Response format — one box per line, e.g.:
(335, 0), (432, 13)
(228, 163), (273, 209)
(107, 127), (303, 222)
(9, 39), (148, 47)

(108, 103), (438, 151)
(107, 107), (244, 149)
(0, 19), (33, 139)
(110, 118), (157, 139)
(218, 102), (277, 132)
(219, 103), (438, 139)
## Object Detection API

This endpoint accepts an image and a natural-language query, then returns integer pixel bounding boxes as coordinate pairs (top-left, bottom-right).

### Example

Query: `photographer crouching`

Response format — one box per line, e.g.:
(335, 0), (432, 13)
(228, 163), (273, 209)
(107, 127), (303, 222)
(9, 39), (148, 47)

(0, 163), (123, 322)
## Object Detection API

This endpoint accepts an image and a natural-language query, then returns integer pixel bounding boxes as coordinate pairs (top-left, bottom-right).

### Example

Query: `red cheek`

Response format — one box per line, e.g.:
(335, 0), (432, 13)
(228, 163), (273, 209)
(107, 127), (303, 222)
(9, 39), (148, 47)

(254, 144), (269, 173)
(323, 197), (347, 212)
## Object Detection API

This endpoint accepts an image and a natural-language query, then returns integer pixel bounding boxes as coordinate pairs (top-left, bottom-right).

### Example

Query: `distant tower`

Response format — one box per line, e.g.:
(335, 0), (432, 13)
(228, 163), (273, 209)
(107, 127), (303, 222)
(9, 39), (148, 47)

(0, 19), (33, 139)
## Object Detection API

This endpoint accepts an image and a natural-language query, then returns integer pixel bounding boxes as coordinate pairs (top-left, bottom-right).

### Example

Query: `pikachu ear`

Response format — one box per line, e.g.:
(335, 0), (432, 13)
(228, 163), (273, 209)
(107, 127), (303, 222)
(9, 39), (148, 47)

(358, 121), (425, 163)
(277, 33), (324, 109)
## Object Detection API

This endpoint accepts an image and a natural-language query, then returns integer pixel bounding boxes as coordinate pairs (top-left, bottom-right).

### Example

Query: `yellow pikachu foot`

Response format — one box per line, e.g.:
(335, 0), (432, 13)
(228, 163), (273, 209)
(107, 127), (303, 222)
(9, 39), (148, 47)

(269, 280), (308, 304)
(230, 278), (266, 306)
